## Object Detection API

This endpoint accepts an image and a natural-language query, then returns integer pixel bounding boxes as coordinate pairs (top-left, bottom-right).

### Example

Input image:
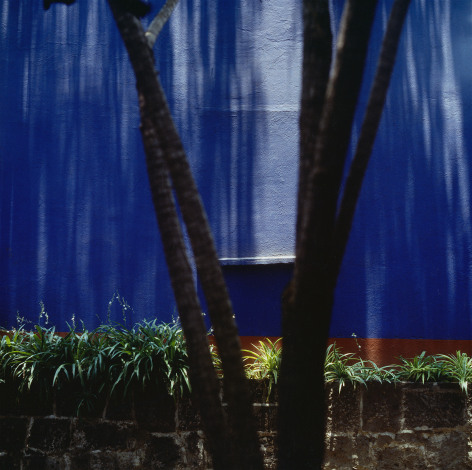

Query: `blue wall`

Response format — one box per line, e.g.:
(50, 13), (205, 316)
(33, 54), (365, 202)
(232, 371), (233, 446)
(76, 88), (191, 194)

(1, 1), (472, 340)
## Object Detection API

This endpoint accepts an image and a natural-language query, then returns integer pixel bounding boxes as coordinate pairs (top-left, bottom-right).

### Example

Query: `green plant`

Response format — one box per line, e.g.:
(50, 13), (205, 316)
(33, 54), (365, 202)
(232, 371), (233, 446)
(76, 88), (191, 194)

(324, 343), (367, 392)
(353, 357), (397, 384)
(436, 351), (472, 393)
(395, 351), (447, 384)
(0, 318), (191, 415)
(324, 343), (395, 392)
(209, 343), (223, 378)
(5, 319), (472, 418)
(52, 326), (114, 415)
(97, 319), (190, 400)
(243, 338), (282, 398)
(2, 326), (61, 400)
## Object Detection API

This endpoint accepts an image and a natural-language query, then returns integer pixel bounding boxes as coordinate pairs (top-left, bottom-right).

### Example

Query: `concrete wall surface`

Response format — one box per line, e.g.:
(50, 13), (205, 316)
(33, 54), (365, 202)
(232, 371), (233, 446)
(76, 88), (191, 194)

(1, 382), (471, 469)
(1, 1), (472, 342)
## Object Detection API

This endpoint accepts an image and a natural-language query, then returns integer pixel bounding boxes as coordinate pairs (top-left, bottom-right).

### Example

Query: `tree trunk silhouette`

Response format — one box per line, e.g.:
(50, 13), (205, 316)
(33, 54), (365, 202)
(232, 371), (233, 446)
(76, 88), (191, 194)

(296, 0), (332, 248)
(279, 0), (410, 468)
(139, 92), (230, 468)
(107, 2), (263, 469)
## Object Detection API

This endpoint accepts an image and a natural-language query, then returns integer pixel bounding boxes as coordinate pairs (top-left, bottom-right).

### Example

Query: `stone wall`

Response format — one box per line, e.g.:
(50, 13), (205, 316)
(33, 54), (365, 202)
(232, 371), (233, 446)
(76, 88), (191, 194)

(1, 382), (471, 469)
(325, 382), (472, 469)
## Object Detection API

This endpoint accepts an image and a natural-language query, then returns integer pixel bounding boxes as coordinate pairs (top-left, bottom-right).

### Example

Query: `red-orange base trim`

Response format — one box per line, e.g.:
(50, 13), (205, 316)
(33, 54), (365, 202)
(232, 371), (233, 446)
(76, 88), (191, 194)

(239, 337), (472, 366)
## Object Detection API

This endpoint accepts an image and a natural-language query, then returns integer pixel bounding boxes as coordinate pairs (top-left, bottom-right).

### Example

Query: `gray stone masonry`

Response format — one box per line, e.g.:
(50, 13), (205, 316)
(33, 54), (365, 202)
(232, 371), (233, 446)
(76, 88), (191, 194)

(0, 382), (471, 469)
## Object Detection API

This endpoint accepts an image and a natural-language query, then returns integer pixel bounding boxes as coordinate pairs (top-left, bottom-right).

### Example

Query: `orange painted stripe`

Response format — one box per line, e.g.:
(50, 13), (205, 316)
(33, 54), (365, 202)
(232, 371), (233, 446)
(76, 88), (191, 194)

(330, 338), (472, 366)
(239, 337), (472, 366)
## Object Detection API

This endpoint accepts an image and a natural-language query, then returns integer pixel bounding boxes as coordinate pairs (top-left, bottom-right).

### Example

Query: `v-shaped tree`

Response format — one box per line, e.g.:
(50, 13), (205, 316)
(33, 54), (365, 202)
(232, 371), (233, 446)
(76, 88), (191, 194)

(47, 0), (411, 467)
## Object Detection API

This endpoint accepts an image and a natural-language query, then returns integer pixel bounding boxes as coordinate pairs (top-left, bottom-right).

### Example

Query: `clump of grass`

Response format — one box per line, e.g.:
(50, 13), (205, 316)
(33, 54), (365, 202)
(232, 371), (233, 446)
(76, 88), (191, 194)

(324, 343), (395, 392)
(395, 351), (447, 384)
(97, 319), (190, 399)
(393, 351), (472, 394)
(436, 351), (472, 393)
(243, 338), (282, 398)
(0, 319), (190, 415)
(324, 343), (366, 392)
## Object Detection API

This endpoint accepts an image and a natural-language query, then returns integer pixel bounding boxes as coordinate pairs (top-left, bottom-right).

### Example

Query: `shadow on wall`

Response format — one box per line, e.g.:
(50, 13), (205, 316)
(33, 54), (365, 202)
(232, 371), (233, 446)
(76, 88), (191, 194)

(333, 0), (472, 340)
(161, 0), (262, 259)
(0, 0), (299, 331)
(159, 0), (301, 335)
(159, 0), (300, 261)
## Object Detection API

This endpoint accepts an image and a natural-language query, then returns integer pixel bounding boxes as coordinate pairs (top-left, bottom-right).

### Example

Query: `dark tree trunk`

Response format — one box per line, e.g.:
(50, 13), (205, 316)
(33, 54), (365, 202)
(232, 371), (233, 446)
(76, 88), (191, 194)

(107, 2), (263, 468)
(139, 92), (231, 468)
(296, 0), (332, 248)
(278, 1), (378, 468)
(279, 0), (411, 468)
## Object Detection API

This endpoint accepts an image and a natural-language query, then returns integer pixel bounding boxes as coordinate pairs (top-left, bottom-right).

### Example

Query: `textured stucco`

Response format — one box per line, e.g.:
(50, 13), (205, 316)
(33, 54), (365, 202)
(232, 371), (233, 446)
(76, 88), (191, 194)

(1, 1), (472, 339)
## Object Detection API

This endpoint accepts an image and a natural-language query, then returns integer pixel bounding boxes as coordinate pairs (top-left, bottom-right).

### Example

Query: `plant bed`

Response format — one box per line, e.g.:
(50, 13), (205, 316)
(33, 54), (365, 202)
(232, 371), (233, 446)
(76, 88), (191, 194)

(3, 321), (472, 467)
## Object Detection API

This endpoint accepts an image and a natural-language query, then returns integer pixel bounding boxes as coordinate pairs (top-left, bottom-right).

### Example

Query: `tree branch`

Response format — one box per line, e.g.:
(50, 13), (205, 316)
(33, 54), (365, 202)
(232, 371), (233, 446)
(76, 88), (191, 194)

(145, 0), (180, 48)
(295, 0), (333, 252)
(332, 0), (411, 280)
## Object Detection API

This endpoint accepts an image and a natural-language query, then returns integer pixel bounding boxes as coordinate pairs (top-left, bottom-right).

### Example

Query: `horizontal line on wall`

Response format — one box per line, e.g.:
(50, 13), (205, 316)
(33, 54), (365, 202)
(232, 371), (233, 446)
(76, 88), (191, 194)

(219, 255), (295, 266)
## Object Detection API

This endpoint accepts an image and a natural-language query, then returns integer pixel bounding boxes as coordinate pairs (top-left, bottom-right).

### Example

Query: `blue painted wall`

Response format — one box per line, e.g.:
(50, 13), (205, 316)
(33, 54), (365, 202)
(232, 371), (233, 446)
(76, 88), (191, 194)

(1, 1), (471, 340)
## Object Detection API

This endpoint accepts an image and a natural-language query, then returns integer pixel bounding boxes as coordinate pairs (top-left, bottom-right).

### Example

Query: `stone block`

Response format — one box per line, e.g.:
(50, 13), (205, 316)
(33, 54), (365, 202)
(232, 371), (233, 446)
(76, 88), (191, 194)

(134, 388), (176, 432)
(21, 450), (64, 469)
(71, 419), (138, 451)
(362, 382), (402, 433)
(91, 450), (143, 470)
(28, 418), (71, 453)
(54, 383), (105, 419)
(87, 450), (118, 470)
(177, 399), (202, 431)
(324, 434), (357, 469)
(21, 451), (47, 470)
(19, 388), (54, 417)
(143, 435), (180, 469)
(353, 433), (376, 469)
(423, 430), (471, 469)
(373, 441), (429, 470)
(246, 380), (278, 404)
(324, 432), (373, 469)
(69, 452), (90, 470)
(0, 417), (28, 452)
(252, 404), (277, 432)
(325, 382), (361, 433)
(104, 395), (133, 421)
(180, 431), (211, 469)
(403, 385), (466, 429)
(54, 392), (77, 418)
(0, 383), (21, 416)
(258, 433), (277, 470)
(0, 453), (21, 470)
